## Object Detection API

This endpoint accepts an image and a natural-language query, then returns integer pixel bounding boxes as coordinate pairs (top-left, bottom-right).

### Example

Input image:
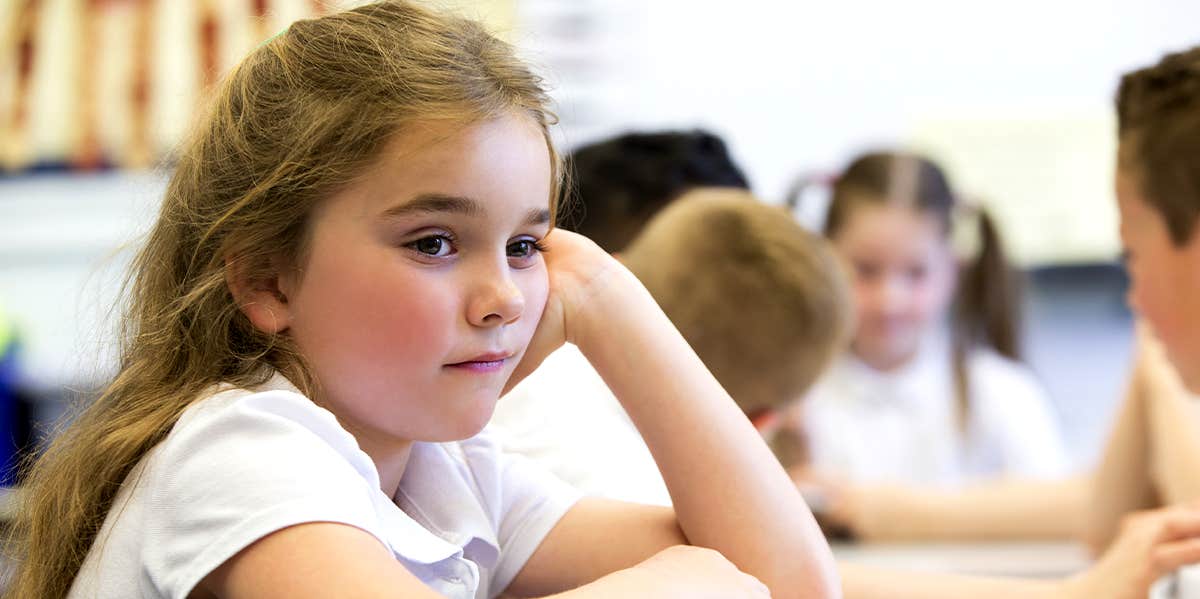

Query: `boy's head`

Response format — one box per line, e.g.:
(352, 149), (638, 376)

(563, 130), (750, 253)
(1115, 45), (1200, 391)
(620, 188), (852, 425)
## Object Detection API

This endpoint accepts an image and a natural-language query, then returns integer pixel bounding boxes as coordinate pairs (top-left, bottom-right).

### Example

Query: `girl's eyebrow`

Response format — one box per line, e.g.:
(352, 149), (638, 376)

(382, 192), (551, 226)
(382, 193), (483, 218)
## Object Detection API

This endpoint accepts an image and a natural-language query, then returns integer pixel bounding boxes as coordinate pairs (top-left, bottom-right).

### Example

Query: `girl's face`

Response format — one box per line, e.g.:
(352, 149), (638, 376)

(833, 201), (956, 371)
(1116, 164), (1200, 393)
(279, 113), (552, 448)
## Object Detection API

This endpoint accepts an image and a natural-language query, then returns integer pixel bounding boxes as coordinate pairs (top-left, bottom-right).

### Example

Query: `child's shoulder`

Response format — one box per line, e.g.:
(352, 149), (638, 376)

(155, 372), (383, 492)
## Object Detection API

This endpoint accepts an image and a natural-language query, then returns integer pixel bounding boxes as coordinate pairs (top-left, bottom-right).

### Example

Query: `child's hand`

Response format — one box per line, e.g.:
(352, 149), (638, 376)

(1064, 503), (1200, 598)
(616, 545), (772, 598)
(789, 467), (862, 539)
(504, 229), (633, 394)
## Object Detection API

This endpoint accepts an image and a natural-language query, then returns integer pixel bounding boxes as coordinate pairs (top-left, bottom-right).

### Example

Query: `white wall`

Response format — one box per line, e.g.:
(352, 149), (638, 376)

(0, 173), (163, 389)
(523, 0), (1200, 264)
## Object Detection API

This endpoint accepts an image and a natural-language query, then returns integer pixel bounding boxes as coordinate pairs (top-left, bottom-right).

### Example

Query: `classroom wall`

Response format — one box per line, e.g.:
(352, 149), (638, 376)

(2, 0), (1194, 466)
(519, 0), (1200, 265)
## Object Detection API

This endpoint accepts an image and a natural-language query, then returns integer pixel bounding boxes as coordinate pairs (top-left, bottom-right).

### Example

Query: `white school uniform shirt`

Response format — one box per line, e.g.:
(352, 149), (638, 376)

(491, 344), (673, 506)
(69, 373), (581, 599)
(802, 331), (1069, 486)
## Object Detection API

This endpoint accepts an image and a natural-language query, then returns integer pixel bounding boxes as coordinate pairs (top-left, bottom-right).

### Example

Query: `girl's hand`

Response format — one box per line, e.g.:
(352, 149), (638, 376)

(789, 467), (862, 539)
(505, 229), (635, 393)
(1063, 503), (1200, 598)
(615, 545), (772, 599)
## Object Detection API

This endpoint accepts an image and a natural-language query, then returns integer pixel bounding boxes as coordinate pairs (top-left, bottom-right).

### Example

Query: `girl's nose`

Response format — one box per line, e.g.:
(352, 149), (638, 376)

(467, 271), (525, 328)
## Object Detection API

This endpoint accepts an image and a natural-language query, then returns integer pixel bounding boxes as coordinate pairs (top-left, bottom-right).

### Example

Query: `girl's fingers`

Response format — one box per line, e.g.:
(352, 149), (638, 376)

(1154, 538), (1200, 576)
(1153, 510), (1200, 543)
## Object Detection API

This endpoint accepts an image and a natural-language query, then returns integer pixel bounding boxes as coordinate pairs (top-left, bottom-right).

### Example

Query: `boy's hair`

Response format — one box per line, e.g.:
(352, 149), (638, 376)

(1117, 45), (1200, 246)
(6, 3), (560, 597)
(620, 188), (851, 416)
(563, 130), (750, 252)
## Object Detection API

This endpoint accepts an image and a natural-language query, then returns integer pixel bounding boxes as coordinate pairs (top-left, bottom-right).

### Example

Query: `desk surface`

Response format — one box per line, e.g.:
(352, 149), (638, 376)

(832, 541), (1092, 579)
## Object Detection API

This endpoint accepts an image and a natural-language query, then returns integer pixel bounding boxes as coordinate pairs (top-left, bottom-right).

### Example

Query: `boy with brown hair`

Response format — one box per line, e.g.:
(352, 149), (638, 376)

(622, 188), (851, 430)
(491, 187), (851, 504)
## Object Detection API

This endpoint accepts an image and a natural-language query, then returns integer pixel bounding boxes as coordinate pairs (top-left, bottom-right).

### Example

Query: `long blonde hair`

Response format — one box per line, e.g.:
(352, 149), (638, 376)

(5, 3), (560, 597)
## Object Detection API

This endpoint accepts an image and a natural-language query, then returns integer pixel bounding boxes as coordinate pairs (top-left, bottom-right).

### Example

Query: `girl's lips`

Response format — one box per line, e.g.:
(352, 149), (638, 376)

(445, 359), (507, 373)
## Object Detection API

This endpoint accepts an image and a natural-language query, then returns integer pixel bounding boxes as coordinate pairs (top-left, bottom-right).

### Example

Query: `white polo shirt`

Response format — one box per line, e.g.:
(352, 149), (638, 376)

(801, 332), (1069, 487)
(491, 344), (673, 506)
(69, 374), (581, 599)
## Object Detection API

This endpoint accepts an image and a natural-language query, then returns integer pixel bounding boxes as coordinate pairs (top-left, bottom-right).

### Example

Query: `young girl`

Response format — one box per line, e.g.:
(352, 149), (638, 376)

(4, 3), (841, 598)
(788, 151), (1068, 489)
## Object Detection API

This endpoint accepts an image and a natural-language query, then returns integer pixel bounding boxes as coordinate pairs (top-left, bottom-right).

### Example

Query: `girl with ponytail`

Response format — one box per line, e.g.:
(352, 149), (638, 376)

(784, 151), (1069, 537)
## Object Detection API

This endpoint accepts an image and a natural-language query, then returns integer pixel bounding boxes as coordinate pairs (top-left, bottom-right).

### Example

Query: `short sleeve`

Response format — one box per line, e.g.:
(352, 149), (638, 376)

(458, 429), (583, 595)
(143, 390), (389, 599)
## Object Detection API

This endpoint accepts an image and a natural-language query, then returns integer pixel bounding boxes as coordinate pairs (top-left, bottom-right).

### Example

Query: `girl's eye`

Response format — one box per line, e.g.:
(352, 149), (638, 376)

(507, 238), (547, 262)
(408, 235), (454, 257)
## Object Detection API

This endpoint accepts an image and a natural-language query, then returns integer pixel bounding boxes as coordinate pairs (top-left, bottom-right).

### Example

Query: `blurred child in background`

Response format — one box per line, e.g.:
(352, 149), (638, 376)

(794, 150), (1067, 487)
(562, 130), (750, 252)
(492, 188), (852, 504)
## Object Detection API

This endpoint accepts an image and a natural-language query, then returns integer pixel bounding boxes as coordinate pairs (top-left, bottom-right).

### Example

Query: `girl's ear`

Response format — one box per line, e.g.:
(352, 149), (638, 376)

(224, 255), (294, 334)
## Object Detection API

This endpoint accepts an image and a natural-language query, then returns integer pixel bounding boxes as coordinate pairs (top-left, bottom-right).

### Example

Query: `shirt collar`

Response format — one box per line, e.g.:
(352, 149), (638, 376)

(394, 440), (500, 568)
(256, 372), (500, 568)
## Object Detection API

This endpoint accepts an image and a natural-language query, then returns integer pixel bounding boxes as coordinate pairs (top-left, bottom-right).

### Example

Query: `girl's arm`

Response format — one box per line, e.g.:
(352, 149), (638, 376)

(506, 230), (839, 599)
(841, 502), (1200, 599)
(202, 511), (769, 599)
(820, 476), (1089, 541)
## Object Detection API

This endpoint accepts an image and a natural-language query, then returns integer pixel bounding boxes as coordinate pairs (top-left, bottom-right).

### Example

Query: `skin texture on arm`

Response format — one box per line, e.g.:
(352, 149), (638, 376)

(200, 523), (448, 599)
(843, 476), (1089, 542)
(1142, 330), (1200, 505)
(1088, 326), (1200, 553)
(1085, 327), (1174, 552)
(504, 499), (686, 596)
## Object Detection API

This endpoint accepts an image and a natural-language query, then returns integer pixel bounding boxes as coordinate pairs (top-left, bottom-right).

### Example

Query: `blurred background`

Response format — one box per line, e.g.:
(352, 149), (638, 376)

(1, 0), (1198, 485)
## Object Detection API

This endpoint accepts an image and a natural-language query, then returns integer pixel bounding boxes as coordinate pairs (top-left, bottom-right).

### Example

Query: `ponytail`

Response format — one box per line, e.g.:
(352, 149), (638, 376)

(950, 207), (1023, 427)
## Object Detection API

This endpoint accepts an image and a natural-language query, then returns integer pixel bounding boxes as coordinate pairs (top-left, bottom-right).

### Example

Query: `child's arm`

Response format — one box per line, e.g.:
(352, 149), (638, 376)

(1141, 330), (1200, 504)
(840, 502), (1200, 599)
(202, 513), (770, 599)
(1084, 328), (1164, 552)
(807, 475), (1088, 541)
(506, 230), (839, 599)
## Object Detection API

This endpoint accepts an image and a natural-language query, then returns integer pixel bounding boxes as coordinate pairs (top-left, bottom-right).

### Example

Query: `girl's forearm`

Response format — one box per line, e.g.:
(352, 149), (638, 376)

(572, 269), (839, 599)
(855, 477), (1088, 542)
